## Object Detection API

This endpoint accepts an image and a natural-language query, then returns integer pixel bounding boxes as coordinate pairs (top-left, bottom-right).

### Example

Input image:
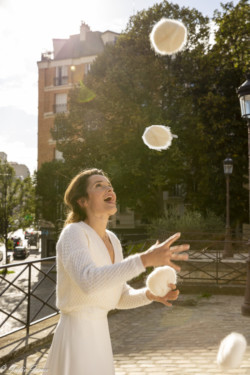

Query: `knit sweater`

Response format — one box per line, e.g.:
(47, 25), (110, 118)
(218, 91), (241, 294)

(56, 221), (152, 314)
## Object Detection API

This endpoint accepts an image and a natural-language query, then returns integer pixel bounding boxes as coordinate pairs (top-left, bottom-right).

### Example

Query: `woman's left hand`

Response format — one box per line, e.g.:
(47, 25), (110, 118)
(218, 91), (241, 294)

(146, 283), (179, 307)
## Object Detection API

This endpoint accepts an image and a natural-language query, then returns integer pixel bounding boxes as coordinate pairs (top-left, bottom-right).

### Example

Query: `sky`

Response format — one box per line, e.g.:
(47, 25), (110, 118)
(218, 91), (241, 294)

(0, 0), (240, 175)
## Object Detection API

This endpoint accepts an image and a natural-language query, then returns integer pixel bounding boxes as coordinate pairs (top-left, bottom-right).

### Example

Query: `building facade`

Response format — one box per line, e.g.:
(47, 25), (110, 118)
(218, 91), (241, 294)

(0, 152), (30, 179)
(37, 22), (119, 169)
(9, 162), (30, 179)
(0, 152), (7, 163)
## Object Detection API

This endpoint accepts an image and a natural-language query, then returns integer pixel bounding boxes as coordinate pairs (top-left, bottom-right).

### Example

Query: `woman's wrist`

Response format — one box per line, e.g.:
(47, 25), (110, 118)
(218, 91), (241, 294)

(146, 289), (154, 301)
(140, 253), (149, 268)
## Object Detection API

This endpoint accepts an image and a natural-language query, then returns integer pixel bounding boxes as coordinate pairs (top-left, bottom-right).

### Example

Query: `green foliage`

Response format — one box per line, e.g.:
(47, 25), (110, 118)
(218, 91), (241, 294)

(36, 160), (71, 225)
(16, 176), (36, 229)
(0, 160), (36, 263)
(52, 1), (210, 221)
(40, 0), (249, 229)
(77, 81), (96, 103)
(0, 270), (15, 275)
(191, 0), (250, 222)
(148, 208), (224, 240)
(7, 238), (13, 250)
(198, 292), (212, 299)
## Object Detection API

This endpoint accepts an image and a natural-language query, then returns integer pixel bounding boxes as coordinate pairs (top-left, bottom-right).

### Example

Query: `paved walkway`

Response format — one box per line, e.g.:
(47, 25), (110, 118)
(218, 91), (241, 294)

(1, 294), (250, 374)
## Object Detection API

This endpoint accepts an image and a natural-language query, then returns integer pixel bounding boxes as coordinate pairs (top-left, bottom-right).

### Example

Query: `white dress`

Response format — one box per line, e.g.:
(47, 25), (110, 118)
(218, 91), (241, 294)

(44, 222), (151, 375)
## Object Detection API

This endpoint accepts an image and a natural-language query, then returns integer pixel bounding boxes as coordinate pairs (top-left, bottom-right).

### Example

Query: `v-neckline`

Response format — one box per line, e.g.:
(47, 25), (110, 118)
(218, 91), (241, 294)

(81, 221), (116, 264)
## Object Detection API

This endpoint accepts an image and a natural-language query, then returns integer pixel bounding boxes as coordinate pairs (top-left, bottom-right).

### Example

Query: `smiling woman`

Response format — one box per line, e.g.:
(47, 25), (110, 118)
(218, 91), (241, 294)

(43, 168), (189, 375)
(76, 174), (117, 221)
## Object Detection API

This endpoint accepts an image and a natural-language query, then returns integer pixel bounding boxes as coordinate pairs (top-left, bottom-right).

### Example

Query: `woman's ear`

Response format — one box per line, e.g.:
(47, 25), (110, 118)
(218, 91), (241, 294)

(77, 197), (87, 209)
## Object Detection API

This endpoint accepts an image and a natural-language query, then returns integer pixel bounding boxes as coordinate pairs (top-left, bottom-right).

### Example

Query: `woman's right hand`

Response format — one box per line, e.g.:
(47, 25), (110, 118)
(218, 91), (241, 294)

(140, 233), (189, 271)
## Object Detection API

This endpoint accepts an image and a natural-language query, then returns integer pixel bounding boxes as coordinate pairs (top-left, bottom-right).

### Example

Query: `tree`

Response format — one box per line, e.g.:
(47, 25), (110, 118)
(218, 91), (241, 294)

(42, 0), (249, 229)
(0, 161), (36, 264)
(53, 1), (210, 220)
(36, 160), (70, 226)
(191, 0), (250, 225)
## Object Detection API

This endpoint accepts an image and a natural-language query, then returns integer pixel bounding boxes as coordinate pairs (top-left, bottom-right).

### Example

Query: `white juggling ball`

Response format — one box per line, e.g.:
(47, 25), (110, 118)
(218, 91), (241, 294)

(217, 332), (247, 369)
(146, 266), (177, 297)
(142, 125), (176, 151)
(150, 18), (187, 56)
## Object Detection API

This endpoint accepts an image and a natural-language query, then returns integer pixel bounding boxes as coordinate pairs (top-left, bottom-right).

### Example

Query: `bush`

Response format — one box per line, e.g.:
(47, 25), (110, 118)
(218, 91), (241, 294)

(148, 208), (225, 250)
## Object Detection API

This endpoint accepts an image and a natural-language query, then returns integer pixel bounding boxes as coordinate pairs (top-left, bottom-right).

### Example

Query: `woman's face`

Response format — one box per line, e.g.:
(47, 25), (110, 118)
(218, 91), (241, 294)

(78, 174), (117, 218)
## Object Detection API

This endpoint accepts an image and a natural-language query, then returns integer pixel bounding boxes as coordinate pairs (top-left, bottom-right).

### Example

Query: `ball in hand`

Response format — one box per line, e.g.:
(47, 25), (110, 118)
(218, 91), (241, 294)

(146, 266), (177, 297)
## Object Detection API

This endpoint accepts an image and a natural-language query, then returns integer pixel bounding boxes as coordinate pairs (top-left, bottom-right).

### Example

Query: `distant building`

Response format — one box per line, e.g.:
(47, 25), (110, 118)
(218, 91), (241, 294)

(9, 162), (30, 179)
(37, 22), (119, 169)
(0, 152), (7, 162)
(0, 152), (30, 179)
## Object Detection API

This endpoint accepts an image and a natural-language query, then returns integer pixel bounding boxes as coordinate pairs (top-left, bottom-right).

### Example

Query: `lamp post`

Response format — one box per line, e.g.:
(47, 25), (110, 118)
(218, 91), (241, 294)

(223, 157), (233, 258)
(0, 170), (11, 264)
(237, 73), (250, 316)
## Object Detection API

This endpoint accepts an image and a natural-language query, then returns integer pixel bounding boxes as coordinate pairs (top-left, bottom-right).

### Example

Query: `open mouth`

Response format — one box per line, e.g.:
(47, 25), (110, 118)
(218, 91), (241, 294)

(104, 196), (114, 203)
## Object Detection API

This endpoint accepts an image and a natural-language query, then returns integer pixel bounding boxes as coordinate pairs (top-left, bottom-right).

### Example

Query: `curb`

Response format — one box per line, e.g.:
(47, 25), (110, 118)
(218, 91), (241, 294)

(0, 315), (59, 367)
(0, 333), (53, 367)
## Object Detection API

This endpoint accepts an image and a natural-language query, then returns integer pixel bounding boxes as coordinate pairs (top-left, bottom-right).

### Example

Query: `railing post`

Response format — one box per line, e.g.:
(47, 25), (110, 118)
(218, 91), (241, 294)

(216, 248), (219, 285)
(242, 242), (250, 316)
(26, 262), (31, 336)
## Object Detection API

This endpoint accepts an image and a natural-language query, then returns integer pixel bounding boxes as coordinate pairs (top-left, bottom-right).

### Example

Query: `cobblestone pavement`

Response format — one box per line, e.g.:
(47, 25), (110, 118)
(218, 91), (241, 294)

(1, 294), (250, 374)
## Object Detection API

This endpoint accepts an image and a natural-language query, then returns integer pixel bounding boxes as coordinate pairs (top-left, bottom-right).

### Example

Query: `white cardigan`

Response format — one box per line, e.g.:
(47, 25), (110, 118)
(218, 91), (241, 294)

(56, 221), (152, 314)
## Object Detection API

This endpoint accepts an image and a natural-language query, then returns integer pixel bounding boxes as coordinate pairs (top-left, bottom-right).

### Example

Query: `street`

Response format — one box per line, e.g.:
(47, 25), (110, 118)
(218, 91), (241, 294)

(0, 228), (41, 265)
(0, 233), (55, 337)
(1, 294), (250, 374)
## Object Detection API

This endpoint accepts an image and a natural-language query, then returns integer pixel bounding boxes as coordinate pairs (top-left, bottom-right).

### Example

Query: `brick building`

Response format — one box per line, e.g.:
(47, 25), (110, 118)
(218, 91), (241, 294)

(37, 22), (119, 169)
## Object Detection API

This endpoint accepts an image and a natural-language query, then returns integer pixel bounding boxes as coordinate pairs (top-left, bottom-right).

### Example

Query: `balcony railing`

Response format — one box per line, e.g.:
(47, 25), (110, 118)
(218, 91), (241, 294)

(54, 76), (68, 86)
(53, 104), (67, 114)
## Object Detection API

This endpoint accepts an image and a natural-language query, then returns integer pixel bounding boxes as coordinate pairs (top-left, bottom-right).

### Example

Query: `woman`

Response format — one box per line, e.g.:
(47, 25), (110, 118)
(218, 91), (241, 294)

(44, 168), (189, 375)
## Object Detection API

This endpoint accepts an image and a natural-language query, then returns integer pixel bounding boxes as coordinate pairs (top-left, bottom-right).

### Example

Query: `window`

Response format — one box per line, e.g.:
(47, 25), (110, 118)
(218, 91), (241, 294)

(54, 93), (67, 113)
(55, 150), (64, 161)
(54, 66), (68, 86)
(84, 63), (91, 75)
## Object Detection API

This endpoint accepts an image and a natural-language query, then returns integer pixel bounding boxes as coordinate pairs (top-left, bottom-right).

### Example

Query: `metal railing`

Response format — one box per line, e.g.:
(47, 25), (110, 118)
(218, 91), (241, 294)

(54, 76), (68, 86)
(0, 234), (248, 340)
(0, 257), (58, 339)
(124, 235), (248, 286)
(53, 103), (68, 114)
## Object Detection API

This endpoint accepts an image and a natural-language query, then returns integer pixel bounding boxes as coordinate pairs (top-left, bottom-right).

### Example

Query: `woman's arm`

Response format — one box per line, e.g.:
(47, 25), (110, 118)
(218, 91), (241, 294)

(116, 283), (180, 309)
(59, 226), (188, 296)
(116, 283), (152, 310)
(59, 225), (146, 295)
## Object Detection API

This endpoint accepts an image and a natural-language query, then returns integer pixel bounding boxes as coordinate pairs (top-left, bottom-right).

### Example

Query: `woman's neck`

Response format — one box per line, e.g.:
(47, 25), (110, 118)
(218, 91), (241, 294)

(84, 215), (108, 239)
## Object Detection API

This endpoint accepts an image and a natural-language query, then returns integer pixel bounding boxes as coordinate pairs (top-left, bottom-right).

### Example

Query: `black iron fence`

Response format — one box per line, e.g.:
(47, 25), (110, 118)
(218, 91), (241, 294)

(0, 233), (248, 341)
(124, 234), (248, 286)
(0, 257), (58, 339)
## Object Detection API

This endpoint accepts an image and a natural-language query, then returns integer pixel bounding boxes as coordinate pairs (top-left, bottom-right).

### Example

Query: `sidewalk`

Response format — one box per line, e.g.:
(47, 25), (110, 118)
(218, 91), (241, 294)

(1, 293), (250, 374)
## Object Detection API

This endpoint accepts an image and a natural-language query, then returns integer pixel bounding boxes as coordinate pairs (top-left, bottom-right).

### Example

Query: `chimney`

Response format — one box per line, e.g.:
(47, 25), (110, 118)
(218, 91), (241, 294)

(80, 21), (90, 41)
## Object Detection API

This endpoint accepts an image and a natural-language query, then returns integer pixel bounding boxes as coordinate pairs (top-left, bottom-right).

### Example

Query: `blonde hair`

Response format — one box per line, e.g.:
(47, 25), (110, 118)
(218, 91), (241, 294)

(64, 168), (106, 225)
